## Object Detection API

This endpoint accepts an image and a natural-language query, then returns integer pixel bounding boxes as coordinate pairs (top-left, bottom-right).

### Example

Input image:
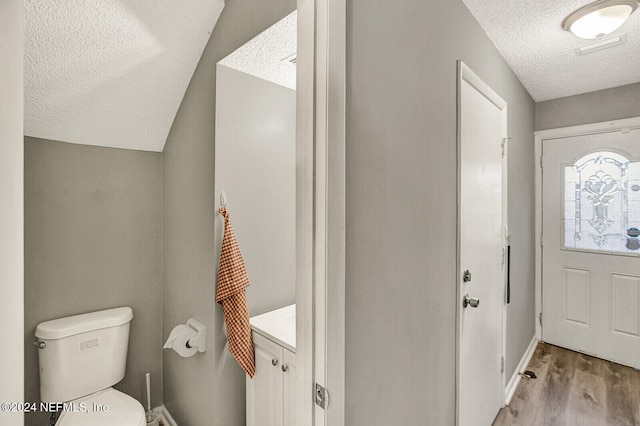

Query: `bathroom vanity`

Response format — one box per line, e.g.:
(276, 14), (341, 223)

(247, 304), (296, 426)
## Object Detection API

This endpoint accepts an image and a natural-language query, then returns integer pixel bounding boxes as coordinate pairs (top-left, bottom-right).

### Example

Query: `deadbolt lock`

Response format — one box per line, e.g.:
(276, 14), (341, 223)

(463, 270), (472, 283)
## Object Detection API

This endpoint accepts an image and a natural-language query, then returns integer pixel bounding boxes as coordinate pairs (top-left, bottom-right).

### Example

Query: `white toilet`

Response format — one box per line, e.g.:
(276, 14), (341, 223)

(35, 307), (146, 426)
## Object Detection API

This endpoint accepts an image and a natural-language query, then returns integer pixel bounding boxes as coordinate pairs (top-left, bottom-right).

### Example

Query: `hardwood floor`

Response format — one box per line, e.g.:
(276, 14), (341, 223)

(493, 343), (640, 426)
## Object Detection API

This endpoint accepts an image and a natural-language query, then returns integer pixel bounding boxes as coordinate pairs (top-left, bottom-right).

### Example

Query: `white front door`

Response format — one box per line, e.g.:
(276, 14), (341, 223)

(542, 128), (640, 368)
(457, 62), (507, 426)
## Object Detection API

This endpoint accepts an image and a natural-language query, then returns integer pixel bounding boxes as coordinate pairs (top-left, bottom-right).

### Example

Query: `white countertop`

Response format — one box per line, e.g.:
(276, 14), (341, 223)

(250, 304), (296, 353)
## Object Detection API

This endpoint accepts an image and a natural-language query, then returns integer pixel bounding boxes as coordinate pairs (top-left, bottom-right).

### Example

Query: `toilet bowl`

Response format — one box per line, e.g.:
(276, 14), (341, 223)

(56, 388), (146, 426)
(35, 307), (146, 426)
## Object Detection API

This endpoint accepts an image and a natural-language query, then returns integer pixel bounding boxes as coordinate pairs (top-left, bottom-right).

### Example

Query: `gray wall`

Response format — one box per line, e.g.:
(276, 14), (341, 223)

(24, 138), (162, 426)
(536, 82), (640, 130)
(215, 65), (296, 316)
(161, 0), (296, 425)
(345, 0), (535, 424)
(0, 0), (24, 424)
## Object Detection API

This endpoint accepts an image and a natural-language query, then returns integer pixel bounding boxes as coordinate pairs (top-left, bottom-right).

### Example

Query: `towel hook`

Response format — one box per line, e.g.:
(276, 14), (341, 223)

(220, 191), (227, 208)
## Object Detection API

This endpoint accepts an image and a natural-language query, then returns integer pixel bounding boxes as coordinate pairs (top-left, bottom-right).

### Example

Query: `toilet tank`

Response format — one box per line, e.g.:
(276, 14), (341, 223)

(35, 307), (133, 403)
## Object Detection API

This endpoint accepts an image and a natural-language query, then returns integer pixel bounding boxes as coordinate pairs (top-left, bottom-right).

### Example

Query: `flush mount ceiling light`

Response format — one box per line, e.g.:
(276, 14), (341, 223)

(575, 33), (627, 54)
(562, 0), (639, 39)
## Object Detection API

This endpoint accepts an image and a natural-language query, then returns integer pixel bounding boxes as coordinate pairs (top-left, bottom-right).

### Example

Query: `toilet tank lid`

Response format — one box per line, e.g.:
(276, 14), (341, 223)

(35, 307), (133, 340)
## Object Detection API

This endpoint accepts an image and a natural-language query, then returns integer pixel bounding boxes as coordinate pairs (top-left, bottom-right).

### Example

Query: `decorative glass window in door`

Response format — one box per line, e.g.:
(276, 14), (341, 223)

(564, 151), (640, 254)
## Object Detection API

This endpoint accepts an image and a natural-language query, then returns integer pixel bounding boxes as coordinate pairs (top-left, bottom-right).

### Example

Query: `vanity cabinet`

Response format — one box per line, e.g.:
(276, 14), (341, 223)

(246, 332), (296, 426)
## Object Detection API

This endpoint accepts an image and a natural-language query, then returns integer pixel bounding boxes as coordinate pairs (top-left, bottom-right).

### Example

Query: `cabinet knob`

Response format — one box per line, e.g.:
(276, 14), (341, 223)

(272, 358), (278, 366)
(281, 364), (288, 372)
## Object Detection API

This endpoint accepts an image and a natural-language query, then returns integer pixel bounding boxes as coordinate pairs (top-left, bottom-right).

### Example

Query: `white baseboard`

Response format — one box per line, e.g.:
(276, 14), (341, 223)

(152, 405), (178, 426)
(505, 335), (538, 405)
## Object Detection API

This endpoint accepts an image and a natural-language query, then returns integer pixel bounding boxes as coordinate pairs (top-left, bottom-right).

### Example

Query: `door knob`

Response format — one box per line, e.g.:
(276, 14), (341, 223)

(463, 293), (480, 308)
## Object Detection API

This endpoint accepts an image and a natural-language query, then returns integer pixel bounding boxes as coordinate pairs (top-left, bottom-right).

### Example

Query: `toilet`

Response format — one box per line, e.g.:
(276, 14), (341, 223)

(35, 307), (146, 426)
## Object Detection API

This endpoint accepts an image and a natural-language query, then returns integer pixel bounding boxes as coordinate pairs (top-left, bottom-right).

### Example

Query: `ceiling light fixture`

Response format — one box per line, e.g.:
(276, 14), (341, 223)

(562, 0), (639, 39)
(575, 33), (627, 55)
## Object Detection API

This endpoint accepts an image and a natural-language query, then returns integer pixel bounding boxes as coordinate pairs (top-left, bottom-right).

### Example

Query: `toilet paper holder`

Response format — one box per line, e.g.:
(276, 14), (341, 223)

(185, 318), (206, 353)
(163, 318), (207, 354)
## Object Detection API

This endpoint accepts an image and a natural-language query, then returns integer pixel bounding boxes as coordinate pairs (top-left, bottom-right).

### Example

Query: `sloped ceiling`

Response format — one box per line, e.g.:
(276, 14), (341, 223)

(219, 11), (297, 90)
(25, 0), (225, 152)
(462, 0), (640, 101)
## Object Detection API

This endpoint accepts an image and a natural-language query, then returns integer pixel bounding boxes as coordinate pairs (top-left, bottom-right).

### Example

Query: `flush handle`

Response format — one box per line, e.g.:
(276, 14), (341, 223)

(33, 341), (46, 349)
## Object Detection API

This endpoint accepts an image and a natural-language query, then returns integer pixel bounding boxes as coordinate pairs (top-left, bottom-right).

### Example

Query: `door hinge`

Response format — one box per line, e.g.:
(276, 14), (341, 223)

(501, 357), (505, 373)
(539, 155), (543, 168)
(539, 312), (543, 326)
(502, 137), (513, 158)
(315, 383), (328, 409)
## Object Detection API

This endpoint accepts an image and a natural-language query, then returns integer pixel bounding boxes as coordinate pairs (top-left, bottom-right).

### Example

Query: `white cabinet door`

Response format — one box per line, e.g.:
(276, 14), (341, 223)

(282, 348), (296, 426)
(247, 333), (284, 426)
(542, 128), (640, 368)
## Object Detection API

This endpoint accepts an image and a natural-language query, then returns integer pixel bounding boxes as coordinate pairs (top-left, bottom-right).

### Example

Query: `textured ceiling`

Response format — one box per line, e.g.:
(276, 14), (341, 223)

(462, 0), (640, 101)
(219, 11), (297, 90)
(25, 0), (225, 152)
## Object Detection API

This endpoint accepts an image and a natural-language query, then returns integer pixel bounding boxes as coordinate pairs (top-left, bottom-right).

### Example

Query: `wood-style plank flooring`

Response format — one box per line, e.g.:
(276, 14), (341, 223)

(493, 343), (640, 426)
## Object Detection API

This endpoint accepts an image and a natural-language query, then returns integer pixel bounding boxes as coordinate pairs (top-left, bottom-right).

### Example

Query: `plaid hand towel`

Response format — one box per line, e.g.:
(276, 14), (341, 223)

(216, 206), (256, 378)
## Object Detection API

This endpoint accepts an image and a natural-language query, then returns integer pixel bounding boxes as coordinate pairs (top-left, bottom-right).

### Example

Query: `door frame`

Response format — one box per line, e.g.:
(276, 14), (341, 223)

(296, 0), (346, 425)
(455, 61), (509, 425)
(534, 116), (640, 341)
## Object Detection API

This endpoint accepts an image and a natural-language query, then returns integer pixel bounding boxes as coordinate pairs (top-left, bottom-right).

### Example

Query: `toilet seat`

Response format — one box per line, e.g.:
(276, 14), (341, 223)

(56, 387), (146, 426)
